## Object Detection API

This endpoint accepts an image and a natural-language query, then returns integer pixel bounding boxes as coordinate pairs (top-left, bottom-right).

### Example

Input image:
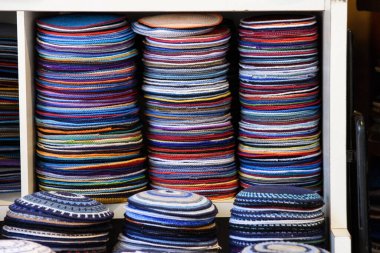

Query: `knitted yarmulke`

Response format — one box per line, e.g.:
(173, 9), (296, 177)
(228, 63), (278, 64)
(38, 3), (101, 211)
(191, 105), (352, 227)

(11, 191), (114, 222)
(138, 13), (223, 29)
(128, 189), (216, 213)
(240, 241), (329, 253)
(2, 192), (114, 253)
(37, 13), (127, 32)
(234, 185), (323, 208)
(229, 186), (325, 252)
(114, 189), (219, 253)
(0, 239), (55, 253)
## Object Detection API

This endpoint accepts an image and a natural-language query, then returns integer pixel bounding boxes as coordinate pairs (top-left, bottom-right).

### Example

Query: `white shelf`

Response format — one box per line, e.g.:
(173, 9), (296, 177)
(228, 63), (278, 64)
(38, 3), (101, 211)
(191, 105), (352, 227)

(331, 228), (352, 253)
(0, 1), (351, 252)
(0, 0), (325, 12)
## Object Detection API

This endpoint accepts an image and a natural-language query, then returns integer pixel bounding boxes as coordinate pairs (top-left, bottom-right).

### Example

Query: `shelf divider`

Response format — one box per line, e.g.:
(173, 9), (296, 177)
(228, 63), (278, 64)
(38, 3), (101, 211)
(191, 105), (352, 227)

(322, 0), (349, 231)
(17, 11), (37, 196)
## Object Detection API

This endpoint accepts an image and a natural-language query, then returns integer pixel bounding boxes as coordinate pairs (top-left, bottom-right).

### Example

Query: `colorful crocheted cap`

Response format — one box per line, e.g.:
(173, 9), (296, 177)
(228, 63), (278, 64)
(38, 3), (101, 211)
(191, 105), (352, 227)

(8, 191), (114, 224)
(132, 13), (222, 38)
(240, 241), (329, 253)
(0, 240), (55, 253)
(137, 13), (223, 29)
(37, 13), (126, 32)
(127, 189), (217, 216)
(234, 185), (323, 209)
(114, 189), (220, 252)
(229, 186), (325, 252)
(2, 192), (113, 252)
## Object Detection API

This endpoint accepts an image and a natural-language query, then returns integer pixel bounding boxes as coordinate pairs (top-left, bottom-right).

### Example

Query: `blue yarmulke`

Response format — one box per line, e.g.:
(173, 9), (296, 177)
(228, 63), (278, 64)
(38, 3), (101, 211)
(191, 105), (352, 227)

(128, 189), (216, 214)
(37, 13), (126, 32)
(12, 191), (114, 222)
(0, 240), (55, 253)
(2, 191), (114, 252)
(240, 241), (329, 253)
(234, 185), (323, 208)
(229, 186), (325, 252)
(114, 189), (220, 252)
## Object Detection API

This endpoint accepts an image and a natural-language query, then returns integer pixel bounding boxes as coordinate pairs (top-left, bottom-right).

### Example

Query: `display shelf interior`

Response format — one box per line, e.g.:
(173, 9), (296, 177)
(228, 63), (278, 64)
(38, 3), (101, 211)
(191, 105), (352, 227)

(0, 0), (325, 12)
(0, 3), (351, 251)
(17, 10), (334, 213)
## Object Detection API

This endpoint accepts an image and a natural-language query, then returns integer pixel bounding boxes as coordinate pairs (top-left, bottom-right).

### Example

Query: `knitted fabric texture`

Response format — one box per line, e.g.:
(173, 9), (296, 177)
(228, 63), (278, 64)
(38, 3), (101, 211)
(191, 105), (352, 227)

(237, 15), (322, 192)
(34, 13), (147, 203)
(2, 191), (114, 253)
(132, 13), (238, 200)
(229, 186), (326, 253)
(113, 189), (220, 252)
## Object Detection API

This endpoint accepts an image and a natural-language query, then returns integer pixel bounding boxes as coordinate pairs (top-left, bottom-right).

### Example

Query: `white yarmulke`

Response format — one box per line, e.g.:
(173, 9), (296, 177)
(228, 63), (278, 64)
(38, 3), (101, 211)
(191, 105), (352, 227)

(0, 240), (55, 253)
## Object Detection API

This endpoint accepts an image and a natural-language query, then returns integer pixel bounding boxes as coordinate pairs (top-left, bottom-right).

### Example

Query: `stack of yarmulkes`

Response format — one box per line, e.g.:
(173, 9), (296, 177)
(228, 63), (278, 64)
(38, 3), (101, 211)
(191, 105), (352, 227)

(132, 13), (238, 200)
(237, 15), (322, 192)
(229, 186), (325, 253)
(34, 14), (147, 203)
(113, 189), (220, 252)
(0, 240), (55, 253)
(240, 241), (329, 253)
(0, 23), (20, 193)
(2, 191), (114, 252)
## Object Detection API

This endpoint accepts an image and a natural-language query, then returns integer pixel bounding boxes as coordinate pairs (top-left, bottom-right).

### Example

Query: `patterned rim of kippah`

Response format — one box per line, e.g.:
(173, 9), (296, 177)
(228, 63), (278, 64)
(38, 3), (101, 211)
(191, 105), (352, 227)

(241, 241), (329, 253)
(128, 189), (214, 211)
(146, 26), (230, 44)
(240, 14), (316, 25)
(13, 191), (114, 221)
(236, 185), (322, 201)
(132, 22), (214, 38)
